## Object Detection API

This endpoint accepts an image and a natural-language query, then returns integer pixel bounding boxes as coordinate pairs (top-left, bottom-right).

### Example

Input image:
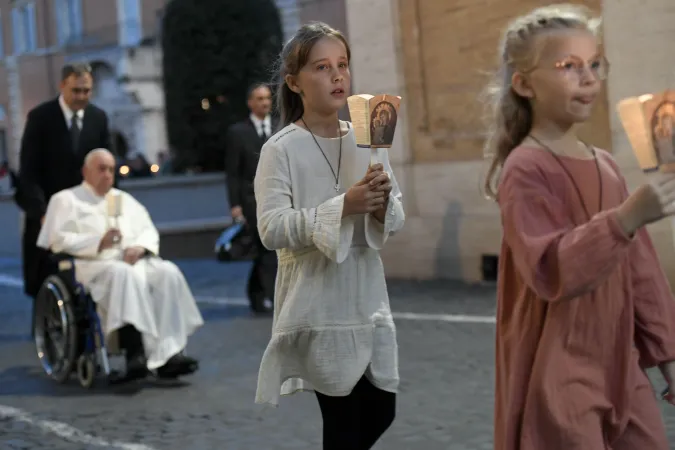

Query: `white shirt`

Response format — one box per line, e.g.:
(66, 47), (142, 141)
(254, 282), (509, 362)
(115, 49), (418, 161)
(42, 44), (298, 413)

(253, 122), (405, 406)
(59, 95), (84, 129)
(250, 113), (271, 138)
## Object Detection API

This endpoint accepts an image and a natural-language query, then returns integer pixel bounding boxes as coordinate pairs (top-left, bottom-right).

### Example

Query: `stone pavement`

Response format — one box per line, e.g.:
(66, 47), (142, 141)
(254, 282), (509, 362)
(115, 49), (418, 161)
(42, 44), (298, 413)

(0, 259), (673, 449)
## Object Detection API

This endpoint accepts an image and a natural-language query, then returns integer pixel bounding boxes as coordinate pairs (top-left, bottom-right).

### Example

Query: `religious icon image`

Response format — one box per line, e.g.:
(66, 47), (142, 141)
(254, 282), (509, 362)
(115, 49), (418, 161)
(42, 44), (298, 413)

(370, 101), (397, 147)
(348, 93), (402, 165)
(651, 101), (675, 165)
(347, 93), (402, 149)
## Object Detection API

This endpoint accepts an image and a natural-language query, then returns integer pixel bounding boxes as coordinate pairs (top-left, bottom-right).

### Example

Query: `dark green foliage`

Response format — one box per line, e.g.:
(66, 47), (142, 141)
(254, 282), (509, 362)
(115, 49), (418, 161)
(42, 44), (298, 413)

(162, 0), (283, 172)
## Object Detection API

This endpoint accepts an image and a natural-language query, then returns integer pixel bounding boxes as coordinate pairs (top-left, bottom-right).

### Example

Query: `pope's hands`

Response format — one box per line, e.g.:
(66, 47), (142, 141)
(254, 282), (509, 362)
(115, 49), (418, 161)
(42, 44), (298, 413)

(98, 229), (122, 252)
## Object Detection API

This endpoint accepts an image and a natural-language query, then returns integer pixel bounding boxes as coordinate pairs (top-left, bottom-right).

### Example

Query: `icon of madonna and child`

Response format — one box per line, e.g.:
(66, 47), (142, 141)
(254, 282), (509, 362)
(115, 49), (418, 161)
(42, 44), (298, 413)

(370, 101), (398, 147)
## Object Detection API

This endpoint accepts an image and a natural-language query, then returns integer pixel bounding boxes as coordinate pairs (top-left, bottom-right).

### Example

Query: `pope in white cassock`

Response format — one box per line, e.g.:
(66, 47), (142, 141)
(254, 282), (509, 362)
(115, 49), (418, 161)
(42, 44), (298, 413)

(37, 148), (204, 379)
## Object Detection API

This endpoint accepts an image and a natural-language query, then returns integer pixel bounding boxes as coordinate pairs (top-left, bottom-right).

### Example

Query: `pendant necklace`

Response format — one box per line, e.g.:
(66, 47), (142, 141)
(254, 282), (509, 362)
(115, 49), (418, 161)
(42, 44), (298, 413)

(529, 134), (603, 221)
(301, 117), (342, 191)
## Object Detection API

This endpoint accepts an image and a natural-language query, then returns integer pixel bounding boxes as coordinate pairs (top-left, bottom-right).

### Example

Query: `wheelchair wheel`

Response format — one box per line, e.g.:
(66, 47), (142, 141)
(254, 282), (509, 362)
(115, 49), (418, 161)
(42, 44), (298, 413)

(34, 275), (78, 384)
(77, 354), (96, 389)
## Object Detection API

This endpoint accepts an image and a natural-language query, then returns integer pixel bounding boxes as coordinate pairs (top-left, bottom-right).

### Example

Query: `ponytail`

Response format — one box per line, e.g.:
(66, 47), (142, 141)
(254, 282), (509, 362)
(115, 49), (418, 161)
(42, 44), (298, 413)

(277, 80), (304, 129)
(482, 68), (533, 200)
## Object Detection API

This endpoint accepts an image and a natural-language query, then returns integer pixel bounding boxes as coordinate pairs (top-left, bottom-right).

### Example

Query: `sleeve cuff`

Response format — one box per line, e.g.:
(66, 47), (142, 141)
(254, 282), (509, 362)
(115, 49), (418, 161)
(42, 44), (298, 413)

(364, 197), (394, 250)
(606, 209), (635, 244)
(311, 194), (354, 263)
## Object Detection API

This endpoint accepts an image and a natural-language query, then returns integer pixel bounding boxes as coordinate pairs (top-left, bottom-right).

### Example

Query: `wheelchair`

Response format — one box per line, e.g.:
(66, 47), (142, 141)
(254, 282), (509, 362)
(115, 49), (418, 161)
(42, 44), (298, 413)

(32, 252), (125, 388)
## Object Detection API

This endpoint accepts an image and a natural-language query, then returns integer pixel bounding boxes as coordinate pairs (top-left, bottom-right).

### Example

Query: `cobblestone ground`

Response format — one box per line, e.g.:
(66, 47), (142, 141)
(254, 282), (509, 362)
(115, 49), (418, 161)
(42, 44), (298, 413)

(0, 259), (673, 449)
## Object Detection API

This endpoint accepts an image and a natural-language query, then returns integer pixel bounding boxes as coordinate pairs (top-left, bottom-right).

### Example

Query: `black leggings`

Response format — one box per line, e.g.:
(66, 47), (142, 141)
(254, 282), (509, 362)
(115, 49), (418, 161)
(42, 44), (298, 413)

(315, 375), (396, 450)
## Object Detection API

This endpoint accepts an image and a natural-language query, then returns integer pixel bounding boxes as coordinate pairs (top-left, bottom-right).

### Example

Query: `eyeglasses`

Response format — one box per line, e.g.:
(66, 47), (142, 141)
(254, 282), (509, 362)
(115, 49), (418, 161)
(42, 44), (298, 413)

(550, 54), (610, 81)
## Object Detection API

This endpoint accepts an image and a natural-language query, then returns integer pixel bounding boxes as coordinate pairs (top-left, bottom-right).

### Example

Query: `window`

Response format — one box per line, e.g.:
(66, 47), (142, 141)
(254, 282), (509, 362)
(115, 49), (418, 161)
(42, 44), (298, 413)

(118, 0), (141, 47)
(11, 2), (36, 55)
(55, 0), (83, 46)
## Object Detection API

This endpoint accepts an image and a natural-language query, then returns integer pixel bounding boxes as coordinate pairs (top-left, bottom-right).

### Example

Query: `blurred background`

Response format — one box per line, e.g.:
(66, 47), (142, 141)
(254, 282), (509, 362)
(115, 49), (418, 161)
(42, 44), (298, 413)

(0, 0), (673, 286)
(1, 2), (675, 448)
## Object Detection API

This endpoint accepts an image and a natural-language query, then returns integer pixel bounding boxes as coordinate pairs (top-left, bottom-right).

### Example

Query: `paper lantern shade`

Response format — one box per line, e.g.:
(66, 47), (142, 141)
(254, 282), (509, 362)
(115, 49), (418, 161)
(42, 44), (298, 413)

(617, 90), (675, 173)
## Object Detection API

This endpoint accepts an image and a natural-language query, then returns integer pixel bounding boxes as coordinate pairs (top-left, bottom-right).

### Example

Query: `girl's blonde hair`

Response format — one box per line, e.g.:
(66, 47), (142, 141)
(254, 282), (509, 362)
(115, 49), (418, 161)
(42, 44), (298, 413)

(482, 4), (602, 199)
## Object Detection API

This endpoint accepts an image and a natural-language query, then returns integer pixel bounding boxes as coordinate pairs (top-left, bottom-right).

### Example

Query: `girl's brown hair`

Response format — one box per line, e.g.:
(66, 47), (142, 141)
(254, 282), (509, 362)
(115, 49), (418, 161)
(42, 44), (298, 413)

(275, 22), (351, 129)
(482, 4), (601, 199)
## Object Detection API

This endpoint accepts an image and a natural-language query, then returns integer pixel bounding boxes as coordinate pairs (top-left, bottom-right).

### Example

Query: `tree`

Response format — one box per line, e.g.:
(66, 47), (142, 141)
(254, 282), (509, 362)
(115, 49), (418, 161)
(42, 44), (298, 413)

(162, 0), (283, 172)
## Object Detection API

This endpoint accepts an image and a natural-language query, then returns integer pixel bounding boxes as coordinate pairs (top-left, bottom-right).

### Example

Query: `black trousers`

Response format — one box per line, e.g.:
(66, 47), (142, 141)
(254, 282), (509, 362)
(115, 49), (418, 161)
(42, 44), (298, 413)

(248, 233), (277, 295)
(22, 218), (48, 298)
(118, 324), (144, 359)
(242, 199), (277, 311)
(315, 375), (396, 450)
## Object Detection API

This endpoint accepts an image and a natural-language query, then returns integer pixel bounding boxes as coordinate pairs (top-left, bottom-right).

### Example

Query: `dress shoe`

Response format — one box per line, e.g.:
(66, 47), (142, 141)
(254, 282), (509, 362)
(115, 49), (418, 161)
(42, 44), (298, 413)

(121, 353), (149, 382)
(156, 354), (199, 379)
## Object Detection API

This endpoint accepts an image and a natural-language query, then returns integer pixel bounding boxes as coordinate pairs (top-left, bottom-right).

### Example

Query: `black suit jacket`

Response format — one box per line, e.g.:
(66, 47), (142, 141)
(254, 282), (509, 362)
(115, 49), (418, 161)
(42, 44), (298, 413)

(15, 97), (110, 297)
(225, 116), (278, 227)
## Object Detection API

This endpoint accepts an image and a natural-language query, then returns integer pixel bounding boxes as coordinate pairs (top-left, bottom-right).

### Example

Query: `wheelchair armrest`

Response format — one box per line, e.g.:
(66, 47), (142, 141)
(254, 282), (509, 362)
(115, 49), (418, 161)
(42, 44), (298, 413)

(47, 252), (76, 272)
(43, 252), (82, 295)
(49, 252), (75, 261)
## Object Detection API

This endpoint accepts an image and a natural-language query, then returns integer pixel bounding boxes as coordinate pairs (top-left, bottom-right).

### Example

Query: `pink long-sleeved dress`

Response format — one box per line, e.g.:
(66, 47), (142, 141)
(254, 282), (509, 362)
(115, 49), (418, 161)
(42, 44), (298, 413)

(495, 146), (675, 450)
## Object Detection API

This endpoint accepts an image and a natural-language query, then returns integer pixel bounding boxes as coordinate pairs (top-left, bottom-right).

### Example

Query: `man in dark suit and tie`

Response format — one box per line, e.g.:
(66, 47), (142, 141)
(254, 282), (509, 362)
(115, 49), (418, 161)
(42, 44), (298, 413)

(225, 82), (278, 314)
(15, 63), (110, 300)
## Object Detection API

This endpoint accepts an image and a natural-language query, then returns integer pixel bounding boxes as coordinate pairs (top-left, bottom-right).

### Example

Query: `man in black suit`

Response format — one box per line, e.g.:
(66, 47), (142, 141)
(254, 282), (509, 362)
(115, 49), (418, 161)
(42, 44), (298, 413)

(16, 63), (111, 299)
(225, 83), (278, 314)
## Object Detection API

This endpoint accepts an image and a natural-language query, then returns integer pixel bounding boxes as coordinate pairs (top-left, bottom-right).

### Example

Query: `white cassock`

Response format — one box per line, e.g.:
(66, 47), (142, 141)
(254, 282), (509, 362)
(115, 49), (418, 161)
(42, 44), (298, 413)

(37, 182), (204, 370)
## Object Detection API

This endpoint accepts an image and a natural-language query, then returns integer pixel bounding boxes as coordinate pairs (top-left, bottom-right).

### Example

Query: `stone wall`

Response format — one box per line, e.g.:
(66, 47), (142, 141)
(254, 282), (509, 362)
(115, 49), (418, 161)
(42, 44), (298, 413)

(344, 0), (675, 284)
(603, 0), (675, 287)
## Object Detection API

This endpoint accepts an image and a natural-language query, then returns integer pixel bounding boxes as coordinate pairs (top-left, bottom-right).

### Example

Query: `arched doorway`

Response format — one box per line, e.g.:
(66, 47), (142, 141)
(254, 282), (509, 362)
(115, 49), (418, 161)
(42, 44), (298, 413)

(90, 61), (118, 102)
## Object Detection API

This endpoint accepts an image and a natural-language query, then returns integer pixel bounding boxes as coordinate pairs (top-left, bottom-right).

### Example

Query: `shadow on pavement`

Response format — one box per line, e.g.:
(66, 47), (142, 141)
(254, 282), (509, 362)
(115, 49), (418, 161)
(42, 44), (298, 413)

(0, 365), (195, 398)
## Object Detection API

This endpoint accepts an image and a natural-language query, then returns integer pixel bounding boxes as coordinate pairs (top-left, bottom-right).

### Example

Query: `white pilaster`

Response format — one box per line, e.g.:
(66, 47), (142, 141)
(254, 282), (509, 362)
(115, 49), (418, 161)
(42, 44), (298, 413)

(274, 0), (301, 42)
(344, 0), (410, 165)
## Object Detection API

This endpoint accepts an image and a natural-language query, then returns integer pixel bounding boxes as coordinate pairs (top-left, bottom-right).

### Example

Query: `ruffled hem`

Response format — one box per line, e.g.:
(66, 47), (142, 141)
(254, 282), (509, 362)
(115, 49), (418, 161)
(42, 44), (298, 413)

(255, 321), (399, 406)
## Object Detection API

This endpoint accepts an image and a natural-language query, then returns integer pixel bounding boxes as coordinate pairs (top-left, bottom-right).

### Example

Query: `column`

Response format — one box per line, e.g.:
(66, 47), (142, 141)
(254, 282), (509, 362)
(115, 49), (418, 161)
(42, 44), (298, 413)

(274, 0), (301, 42)
(118, 0), (142, 47)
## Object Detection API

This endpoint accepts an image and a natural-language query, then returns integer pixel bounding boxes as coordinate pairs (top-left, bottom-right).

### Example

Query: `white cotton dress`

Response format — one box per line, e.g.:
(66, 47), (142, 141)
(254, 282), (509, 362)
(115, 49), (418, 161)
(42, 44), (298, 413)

(253, 121), (405, 406)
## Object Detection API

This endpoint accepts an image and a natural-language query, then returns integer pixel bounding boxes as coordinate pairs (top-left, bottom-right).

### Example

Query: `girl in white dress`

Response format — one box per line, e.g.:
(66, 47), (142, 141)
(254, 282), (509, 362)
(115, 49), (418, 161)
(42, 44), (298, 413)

(253, 21), (405, 449)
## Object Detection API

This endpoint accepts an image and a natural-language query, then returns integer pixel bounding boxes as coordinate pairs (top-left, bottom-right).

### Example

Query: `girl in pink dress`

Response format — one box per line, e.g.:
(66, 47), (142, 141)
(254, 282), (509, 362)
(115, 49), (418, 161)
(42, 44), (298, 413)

(484, 4), (675, 449)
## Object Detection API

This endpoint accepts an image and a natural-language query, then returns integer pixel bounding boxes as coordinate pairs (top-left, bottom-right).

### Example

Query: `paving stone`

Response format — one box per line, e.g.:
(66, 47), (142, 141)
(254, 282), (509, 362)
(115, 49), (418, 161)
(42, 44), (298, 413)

(0, 260), (672, 449)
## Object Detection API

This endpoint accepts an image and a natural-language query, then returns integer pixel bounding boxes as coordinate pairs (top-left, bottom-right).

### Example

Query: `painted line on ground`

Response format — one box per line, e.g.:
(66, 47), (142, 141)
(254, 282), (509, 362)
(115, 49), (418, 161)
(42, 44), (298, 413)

(0, 405), (156, 450)
(195, 295), (250, 307)
(392, 311), (496, 323)
(0, 273), (496, 324)
(179, 296), (497, 324)
(0, 273), (23, 288)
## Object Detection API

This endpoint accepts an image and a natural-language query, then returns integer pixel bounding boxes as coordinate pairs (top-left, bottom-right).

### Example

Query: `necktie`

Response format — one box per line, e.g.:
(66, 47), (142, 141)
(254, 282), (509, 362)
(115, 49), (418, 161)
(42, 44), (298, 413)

(70, 115), (81, 152)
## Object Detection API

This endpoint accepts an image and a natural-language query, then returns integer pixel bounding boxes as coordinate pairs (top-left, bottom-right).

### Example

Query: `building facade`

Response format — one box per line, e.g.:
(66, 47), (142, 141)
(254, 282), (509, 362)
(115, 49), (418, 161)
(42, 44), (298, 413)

(0, 0), (349, 170)
(344, 0), (675, 287)
(0, 0), (169, 170)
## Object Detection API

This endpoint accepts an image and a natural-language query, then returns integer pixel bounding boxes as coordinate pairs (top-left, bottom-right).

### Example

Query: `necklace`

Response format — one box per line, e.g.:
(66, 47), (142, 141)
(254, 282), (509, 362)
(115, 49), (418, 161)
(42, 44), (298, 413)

(301, 117), (342, 191)
(528, 134), (603, 222)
